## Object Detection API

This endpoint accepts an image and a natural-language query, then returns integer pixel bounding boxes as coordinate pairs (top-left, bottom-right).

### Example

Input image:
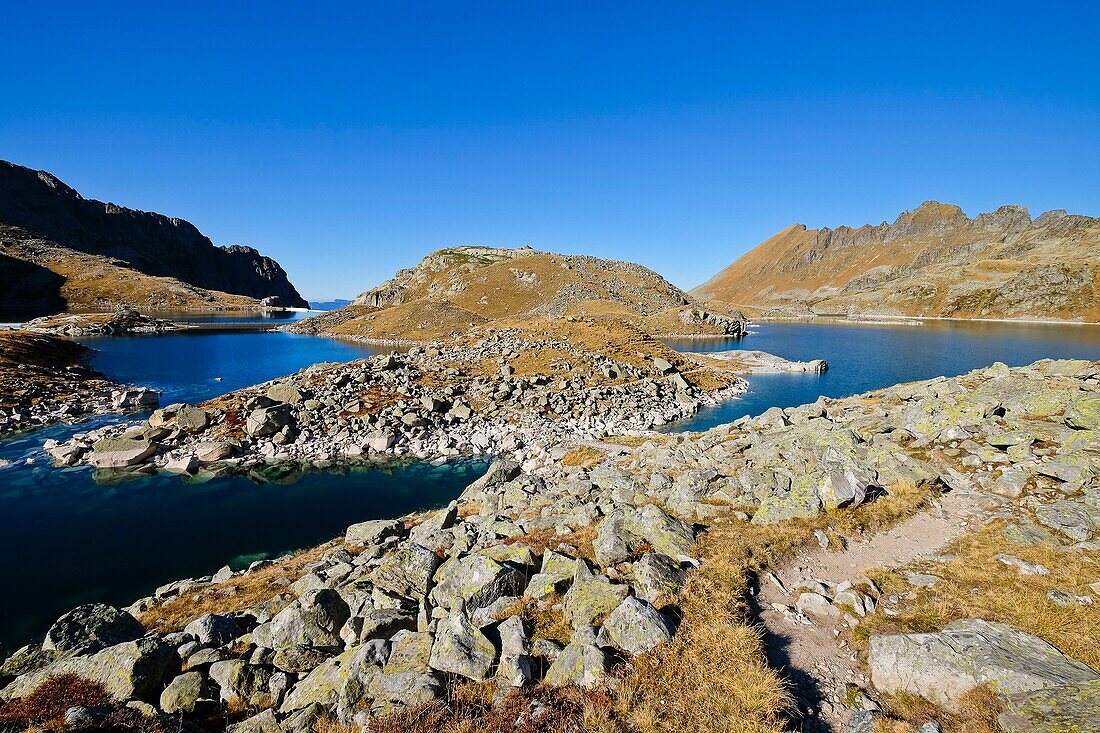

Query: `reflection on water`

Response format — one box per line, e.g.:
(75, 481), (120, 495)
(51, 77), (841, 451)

(665, 319), (1100, 432)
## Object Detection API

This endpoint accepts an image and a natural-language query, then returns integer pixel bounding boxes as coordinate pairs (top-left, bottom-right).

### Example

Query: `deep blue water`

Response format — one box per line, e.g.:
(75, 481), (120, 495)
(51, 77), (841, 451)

(79, 330), (383, 404)
(665, 319), (1100, 432)
(0, 330), (441, 652)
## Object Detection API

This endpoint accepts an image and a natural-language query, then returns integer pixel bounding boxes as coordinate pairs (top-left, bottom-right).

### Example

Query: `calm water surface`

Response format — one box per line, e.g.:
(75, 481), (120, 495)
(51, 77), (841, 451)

(0, 329), (459, 652)
(666, 319), (1100, 432)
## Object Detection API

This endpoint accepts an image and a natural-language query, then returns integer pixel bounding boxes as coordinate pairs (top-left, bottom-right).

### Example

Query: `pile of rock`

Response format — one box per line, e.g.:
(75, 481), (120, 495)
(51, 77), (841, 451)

(24, 308), (177, 337)
(0, 330), (160, 438)
(0, 455), (696, 730)
(49, 332), (746, 476)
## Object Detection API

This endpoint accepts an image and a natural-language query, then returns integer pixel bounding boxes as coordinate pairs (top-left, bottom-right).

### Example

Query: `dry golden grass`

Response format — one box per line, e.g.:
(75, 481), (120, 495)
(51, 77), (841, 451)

(329, 297), (488, 341)
(137, 543), (334, 633)
(608, 481), (933, 733)
(878, 686), (1005, 733)
(561, 446), (607, 468)
(369, 684), (619, 733)
(856, 521), (1100, 669)
(503, 525), (598, 564)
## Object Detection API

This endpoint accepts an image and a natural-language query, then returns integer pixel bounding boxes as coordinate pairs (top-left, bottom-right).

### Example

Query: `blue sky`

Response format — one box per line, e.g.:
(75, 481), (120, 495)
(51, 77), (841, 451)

(2, 2), (1098, 300)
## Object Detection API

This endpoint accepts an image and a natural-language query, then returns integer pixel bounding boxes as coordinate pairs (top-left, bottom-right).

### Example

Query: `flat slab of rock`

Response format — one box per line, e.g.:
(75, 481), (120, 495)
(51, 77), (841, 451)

(869, 619), (1099, 708)
(87, 437), (156, 468)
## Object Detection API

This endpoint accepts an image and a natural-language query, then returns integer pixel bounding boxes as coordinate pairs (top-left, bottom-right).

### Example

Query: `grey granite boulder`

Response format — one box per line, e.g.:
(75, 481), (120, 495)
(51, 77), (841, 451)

(345, 518), (404, 546)
(246, 403), (292, 438)
(593, 504), (695, 566)
(0, 636), (176, 702)
(869, 619), (1099, 708)
(42, 603), (145, 655)
(368, 630), (444, 706)
(428, 613), (496, 680)
(544, 641), (609, 688)
(279, 644), (378, 712)
(601, 597), (675, 655)
(159, 670), (207, 714)
(430, 554), (526, 613)
(268, 588), (350, 649)
(184, 613), (244, 647)
(87, 437), (156, 468)
(370, 543), (441, 599)
(630, 552), (687, 604)
(1035, 500), (1098, 542)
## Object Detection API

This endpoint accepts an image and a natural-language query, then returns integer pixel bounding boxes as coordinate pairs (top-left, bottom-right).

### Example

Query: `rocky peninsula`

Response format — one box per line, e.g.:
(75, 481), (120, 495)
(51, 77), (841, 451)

(0, 330), (158, 438)
(2, 357), (1097, 733)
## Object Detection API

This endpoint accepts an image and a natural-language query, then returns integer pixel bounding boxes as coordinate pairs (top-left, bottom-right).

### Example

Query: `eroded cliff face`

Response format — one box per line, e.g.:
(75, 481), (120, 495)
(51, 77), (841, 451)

(694, 201), (1100, 321)
(0, 161), (307, 309)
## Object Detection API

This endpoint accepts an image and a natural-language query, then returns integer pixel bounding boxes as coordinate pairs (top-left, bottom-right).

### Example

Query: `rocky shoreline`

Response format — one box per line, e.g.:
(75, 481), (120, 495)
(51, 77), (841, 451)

(0, 330), (159, 438)
(23, 308), (178, 337)
(44, 327), (747, 477)
(1, 358), (1097, 732)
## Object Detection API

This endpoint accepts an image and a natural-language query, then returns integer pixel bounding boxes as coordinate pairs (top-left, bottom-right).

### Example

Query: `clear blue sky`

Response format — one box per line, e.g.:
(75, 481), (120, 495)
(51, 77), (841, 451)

(2, 2), (1098, 300)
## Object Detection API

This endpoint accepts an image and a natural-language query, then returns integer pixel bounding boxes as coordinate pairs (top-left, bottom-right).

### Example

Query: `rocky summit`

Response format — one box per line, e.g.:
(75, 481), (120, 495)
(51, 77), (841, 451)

(693, 201), (1100, 322)
(0, 160), (307, 310)
(3, 357), (1098, 732)
(288, 244), (747, 342)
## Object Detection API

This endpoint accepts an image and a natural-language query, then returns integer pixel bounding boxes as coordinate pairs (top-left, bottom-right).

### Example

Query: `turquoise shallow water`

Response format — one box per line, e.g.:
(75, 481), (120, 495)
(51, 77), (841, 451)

(1, 319), (1098, 651)
(665, 319), (1100, 432)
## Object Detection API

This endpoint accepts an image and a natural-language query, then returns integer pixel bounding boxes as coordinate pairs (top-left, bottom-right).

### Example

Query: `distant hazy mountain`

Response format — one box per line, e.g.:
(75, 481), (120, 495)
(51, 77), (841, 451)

(0, 161), (307, 310)
(309, 299), (353, 311)
(693, 201), (1100, 322)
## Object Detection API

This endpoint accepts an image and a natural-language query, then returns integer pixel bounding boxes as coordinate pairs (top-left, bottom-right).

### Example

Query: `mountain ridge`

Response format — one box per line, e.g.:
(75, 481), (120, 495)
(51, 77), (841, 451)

(0, 161), (307, 309)
(692, 201), (1100, 321)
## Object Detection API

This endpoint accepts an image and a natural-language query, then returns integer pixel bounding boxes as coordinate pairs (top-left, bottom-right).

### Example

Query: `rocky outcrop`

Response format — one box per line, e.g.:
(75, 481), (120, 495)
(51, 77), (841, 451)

(0, 330), (159, 437)
(868, 619), (1099, 707)
(23, 307), (176, 336)
(290, 245), (746, 341)
(0, 160), (307, 308)
(694, 201), (1100, 321)
(49, 324), (746, 476)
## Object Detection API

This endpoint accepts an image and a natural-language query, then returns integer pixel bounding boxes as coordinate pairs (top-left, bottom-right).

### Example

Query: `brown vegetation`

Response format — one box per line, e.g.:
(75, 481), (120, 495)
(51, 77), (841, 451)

(855, 521), (1100, 670)
(138, 543), (335, 633)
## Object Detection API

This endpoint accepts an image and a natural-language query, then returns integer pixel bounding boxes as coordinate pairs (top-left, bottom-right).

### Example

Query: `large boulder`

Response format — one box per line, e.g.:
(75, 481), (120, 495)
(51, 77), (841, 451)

(430, 554), (526, 613)
(370, 544), (441, 599)
(42, 603), (145, 655)
(0, 637), (176, 702)
(345, 518), (404, 547)
(159, 671), (207, 714)
(184, 614), (244, 647)
(268, 589), (350, 650)
(208, 659), (273, 708)
(593, 504), (695, 566)
(544, 642), (609, 688)
(868, 619), (1100, 708)
(428, 613), (496, 680)
(87, 437), (156, 468)
(246, 403), (293, 438)
(563, 570), (631, 627)
(368, 631), (444, 706)
(601, 597), (675, 655)
(149, 403), (209, 433)
(630, 553), (687, 605)
(279, 644), (378, 713)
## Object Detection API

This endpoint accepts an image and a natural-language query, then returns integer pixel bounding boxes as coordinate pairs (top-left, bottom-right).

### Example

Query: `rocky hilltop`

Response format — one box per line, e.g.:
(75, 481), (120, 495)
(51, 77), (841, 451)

(290, 245), (746, 341)
(693, 201), (1100, 321)
(2, 359), (1096, 733)
(0, 161), (307, 310)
